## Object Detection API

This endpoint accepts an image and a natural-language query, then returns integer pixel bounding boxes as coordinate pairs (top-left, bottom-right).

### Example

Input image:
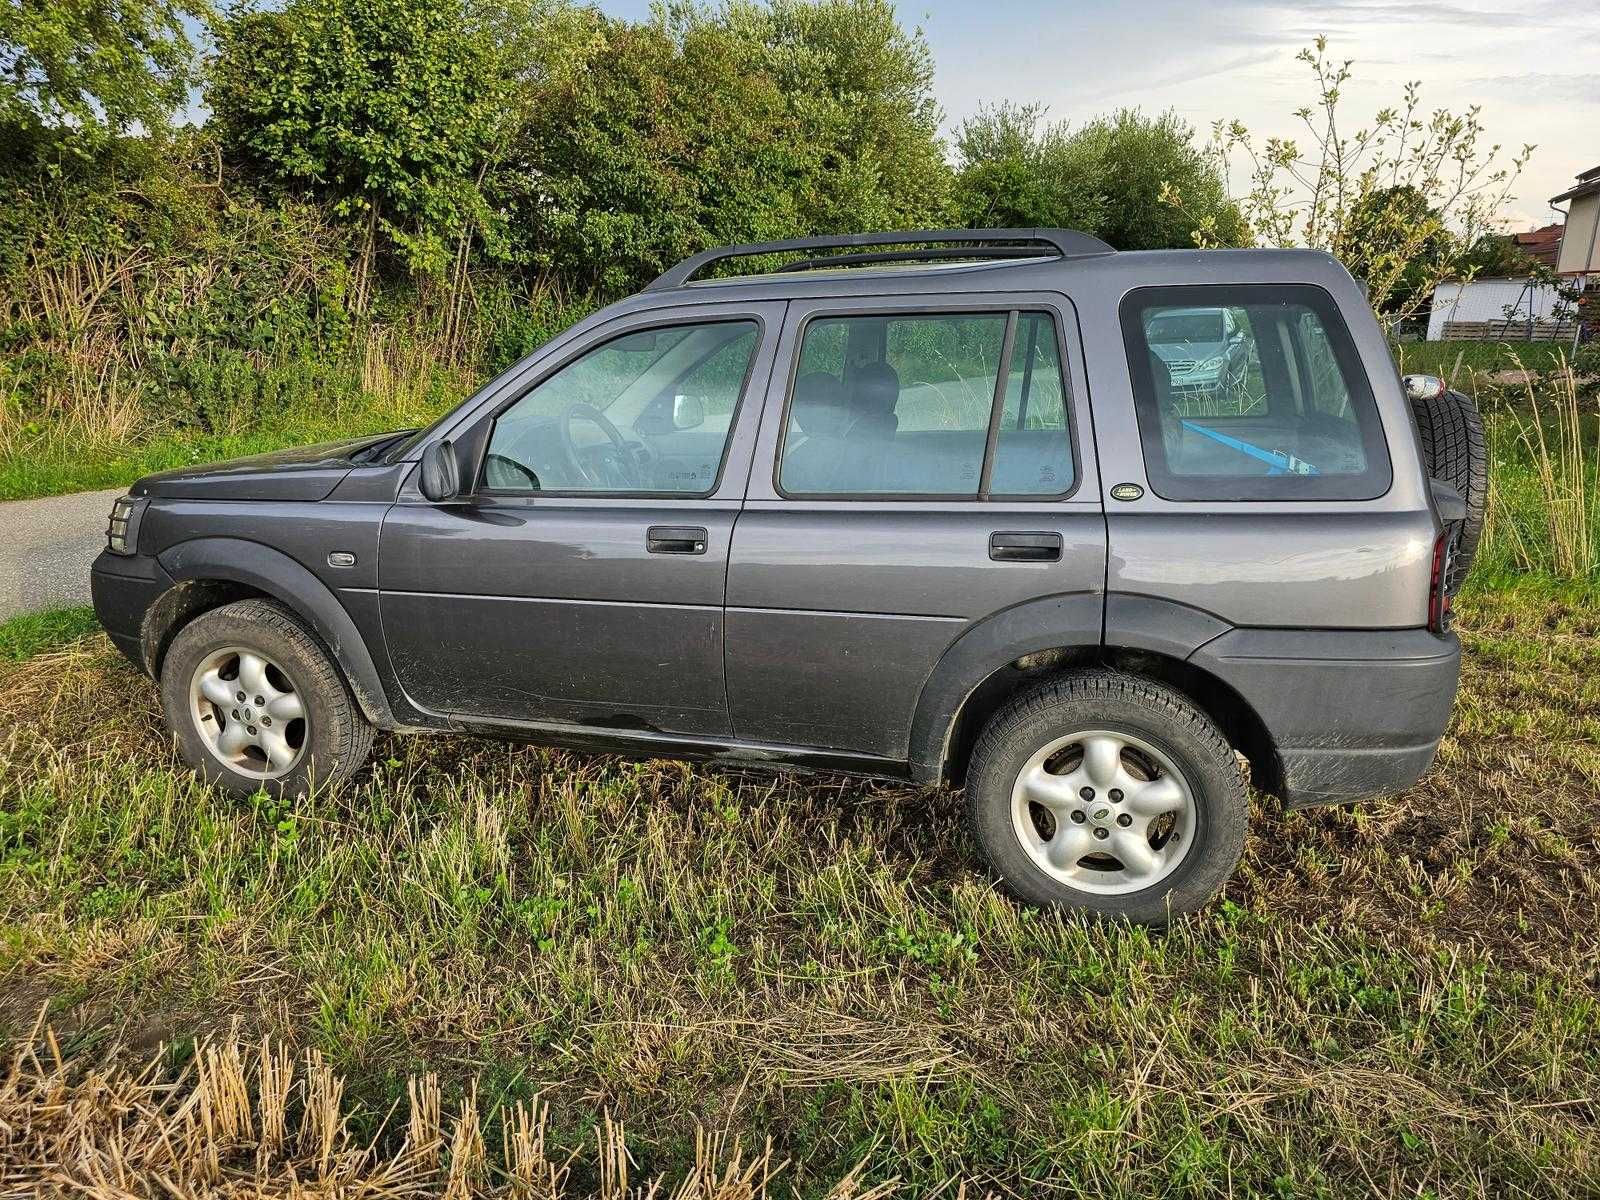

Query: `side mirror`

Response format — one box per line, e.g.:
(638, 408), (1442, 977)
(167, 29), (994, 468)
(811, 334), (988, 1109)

(419, 439), (461, 502)
(672, 393), (706, 431)
(1403, 373), (1446, 402)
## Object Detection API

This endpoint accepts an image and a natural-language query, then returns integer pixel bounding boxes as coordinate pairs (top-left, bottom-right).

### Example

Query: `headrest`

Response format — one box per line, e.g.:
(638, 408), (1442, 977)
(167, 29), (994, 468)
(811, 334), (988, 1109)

(851, 361), (900, 416)
(792, 371), (848, 438)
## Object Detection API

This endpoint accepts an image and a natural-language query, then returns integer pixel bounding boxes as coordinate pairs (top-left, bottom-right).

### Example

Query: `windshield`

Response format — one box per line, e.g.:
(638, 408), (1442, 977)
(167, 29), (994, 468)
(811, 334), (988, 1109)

(1147, 311), (1224, 343)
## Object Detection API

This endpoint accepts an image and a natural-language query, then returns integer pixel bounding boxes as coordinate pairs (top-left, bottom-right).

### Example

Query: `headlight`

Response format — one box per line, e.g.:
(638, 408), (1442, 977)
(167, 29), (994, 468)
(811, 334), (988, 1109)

(106, 495), (147, 555)
(1198, 354), (1226, 371)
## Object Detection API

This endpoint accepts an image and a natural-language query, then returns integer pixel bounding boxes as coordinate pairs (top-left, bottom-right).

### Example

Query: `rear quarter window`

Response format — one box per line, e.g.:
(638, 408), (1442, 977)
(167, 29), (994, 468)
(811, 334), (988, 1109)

(1120, 284), (1391, 501)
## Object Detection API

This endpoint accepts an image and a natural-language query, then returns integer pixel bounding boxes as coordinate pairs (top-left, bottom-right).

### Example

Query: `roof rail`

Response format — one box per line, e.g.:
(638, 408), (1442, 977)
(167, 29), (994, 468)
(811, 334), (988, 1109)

(644, 228), (1114, 291)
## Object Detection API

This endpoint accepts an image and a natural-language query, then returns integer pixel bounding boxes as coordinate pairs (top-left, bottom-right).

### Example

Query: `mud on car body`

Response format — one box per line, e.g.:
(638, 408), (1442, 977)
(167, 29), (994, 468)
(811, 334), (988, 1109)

(93, 229), (1483, 925)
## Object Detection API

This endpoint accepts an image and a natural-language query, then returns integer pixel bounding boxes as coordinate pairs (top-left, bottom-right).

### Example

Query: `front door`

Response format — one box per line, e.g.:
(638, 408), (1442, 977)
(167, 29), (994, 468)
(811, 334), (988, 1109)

(725, 295), (1107, 759)
(380, 305), (782, 734)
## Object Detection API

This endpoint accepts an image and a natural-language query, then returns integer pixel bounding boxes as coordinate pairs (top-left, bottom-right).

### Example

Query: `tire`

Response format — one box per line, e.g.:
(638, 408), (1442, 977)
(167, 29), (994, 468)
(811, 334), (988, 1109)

(159, 599), (375, 799)
(1410, 386), (1486, 594)
(965, 671), (1248, 927)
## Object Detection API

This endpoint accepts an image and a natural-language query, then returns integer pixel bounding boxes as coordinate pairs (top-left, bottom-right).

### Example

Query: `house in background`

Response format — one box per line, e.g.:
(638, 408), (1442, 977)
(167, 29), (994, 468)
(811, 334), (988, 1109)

(1511, 222), (1564, 270)
(1424, 275), (1570, 341)
(1424, 164), (1599, 342)
(1553, 164), (1600, 340)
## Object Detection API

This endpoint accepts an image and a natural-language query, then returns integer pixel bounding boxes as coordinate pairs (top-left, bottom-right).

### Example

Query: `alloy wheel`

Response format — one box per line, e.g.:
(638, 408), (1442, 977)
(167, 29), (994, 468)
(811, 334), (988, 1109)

(189, 647), (308, 779)
(1009, 729), (1196, 895)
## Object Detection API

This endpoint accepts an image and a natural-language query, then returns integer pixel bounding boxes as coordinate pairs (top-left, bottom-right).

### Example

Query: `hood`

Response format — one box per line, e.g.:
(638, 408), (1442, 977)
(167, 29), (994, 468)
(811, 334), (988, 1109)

(1151, 341), (1226, 367)
(131, 432), (407, 501)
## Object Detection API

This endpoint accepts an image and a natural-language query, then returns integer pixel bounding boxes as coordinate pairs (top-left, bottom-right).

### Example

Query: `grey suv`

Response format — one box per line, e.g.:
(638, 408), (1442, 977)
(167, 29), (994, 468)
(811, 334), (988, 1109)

(91, 230), (1475, 925)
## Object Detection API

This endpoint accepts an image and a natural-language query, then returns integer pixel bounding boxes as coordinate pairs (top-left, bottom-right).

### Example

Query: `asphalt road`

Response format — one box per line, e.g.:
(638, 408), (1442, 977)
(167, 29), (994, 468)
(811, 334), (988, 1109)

(0, 487), (124, 619)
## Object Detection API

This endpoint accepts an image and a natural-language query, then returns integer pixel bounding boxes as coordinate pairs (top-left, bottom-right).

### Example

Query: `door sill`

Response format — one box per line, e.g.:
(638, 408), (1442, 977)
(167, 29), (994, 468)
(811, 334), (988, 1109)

(450, 714), (913, 781)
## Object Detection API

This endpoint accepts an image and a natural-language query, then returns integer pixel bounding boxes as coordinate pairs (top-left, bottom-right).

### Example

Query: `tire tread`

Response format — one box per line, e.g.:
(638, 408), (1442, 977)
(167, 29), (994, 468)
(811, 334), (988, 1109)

(1411, 387), (1487, 593)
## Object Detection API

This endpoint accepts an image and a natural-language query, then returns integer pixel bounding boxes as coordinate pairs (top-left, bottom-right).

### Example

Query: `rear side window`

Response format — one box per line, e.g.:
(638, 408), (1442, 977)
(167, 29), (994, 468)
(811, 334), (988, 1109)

(779, 310), (1074, 498)
(1121, 285), (1390, 501)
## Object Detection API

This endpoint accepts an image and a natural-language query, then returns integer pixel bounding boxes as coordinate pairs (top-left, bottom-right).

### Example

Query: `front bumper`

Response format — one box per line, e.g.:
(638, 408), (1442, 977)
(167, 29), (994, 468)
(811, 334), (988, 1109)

(90, 550), (173, 672)
(1171, 369), (1225, 392)
(1191, 626), (1462, 807)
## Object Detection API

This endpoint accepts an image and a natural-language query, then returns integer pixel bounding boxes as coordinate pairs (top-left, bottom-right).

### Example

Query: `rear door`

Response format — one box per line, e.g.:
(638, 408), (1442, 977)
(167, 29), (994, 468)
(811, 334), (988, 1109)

(724, 292), (1107, 759)
(1106, 282), (1433, 628)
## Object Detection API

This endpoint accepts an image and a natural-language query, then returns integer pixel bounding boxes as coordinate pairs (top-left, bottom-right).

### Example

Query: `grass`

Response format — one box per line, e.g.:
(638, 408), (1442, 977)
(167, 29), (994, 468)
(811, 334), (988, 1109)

(1393, 339), (1576, 389)
(1, 282), (585, 502)
(0, 605), (98, 662)
(1471, 367), (1600, 585)
(0, 348), (467, 501)
(0, 420), (417, 502)
(0, 392), (451, 502)
(3, 585), (1600, 1196)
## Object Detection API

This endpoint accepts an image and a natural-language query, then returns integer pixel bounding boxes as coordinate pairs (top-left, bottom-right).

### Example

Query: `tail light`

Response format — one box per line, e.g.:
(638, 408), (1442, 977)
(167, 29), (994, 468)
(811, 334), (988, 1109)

(1427, 531), (1455, 633)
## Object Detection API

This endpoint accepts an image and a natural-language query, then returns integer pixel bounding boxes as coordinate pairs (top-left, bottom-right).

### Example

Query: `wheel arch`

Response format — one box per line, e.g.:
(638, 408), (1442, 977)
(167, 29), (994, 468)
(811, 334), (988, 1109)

(147, 538), (396, 728)
(910, 593), (1283, 796)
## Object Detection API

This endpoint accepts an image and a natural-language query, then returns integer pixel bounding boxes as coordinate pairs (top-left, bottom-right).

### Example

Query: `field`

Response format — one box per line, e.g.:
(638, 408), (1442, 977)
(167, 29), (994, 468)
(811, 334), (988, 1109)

(3, 582), (1599, 1198)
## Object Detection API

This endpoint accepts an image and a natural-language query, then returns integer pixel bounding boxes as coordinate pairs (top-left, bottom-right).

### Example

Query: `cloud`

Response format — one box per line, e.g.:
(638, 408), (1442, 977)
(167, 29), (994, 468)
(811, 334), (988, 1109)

(1297, 0), (1563, 26)
(1107, 50), (1286, 97)
(1467, 73), (1600, 104)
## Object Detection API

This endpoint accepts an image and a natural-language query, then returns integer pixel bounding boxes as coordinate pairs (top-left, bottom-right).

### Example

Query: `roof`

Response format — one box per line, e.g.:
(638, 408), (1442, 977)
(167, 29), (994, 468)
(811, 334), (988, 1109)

(1551, 165), (1600, 205)
(634, 229), (1354, 307)
(607, 247), (1358, 329)
(1511, 222), (1564, 269)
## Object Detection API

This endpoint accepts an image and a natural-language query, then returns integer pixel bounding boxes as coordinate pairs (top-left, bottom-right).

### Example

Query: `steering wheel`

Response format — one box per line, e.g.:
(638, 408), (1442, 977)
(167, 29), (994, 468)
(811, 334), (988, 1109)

(483, 452), (542, 491)
(559, 402), (641, 488)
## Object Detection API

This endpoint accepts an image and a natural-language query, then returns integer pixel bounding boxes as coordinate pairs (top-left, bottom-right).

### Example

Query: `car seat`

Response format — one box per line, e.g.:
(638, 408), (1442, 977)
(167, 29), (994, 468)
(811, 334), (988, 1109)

(782, 371), (849, 491)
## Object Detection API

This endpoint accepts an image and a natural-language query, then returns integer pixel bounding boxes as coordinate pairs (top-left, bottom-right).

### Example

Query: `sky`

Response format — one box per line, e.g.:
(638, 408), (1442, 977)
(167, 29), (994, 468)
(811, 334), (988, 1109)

(602, 0), (1600, 232)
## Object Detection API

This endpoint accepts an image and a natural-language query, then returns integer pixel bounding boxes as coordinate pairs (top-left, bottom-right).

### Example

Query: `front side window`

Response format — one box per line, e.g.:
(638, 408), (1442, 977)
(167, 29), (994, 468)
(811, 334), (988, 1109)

(1122, 285), (1390, 501)
(779, 310), (1074, 498)
(483, 320), (759, 494)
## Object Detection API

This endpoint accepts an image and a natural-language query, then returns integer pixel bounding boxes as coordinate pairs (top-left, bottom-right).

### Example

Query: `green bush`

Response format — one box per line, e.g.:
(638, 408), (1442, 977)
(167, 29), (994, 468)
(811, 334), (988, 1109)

(952, 105), (1248, 249)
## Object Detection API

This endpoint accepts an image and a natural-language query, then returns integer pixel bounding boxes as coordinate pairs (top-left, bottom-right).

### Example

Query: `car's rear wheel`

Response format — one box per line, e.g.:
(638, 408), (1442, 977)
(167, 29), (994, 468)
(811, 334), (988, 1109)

(966, 671), (1247, 925)
(160, 599), (375, 798)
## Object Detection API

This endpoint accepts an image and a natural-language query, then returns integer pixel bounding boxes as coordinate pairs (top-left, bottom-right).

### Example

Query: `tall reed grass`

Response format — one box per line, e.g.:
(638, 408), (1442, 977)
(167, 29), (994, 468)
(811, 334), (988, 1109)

(1475, 363), (1600, 584)
(1, 166), (583, 499)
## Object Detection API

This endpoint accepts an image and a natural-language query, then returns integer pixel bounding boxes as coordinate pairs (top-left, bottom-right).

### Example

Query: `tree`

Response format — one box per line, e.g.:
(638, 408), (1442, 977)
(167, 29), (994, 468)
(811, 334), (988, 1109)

(513, 0), (949, 293)
(0, 0), (212, 158)
(1178, 37), (1531, 321)
(1459, 230), (1532, 280)
(210, 0), (520, 302)
(715, 0), (949, 234)
(953, 105), (1247, 250)
(508, 6), (801, 293)
(1076, 109), (1249, 249)
(1343, 185), (1450, 314)
(950, 102), (1103, 232)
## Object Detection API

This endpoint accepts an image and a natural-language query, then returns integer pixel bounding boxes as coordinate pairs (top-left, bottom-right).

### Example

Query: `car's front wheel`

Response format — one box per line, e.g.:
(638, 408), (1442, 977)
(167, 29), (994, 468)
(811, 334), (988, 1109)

(159, 599), (375, 798)
(966, 671), (1247, 926)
